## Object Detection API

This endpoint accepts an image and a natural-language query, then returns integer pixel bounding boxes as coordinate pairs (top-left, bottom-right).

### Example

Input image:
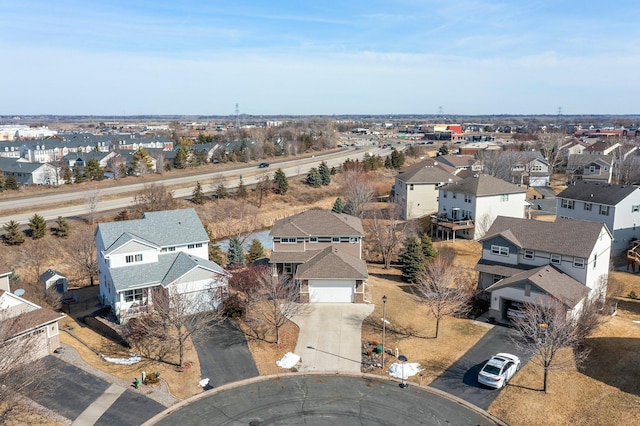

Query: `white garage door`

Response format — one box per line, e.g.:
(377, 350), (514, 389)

(309, 280), (354, 303)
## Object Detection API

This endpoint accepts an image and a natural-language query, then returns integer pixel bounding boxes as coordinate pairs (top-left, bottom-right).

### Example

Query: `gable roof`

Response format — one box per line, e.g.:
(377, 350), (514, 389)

(109, 251), (229, 292)
(269, 210), (364, 238)
(96, 208), (209, 254)
(437, 154), (477, 168)
(487, 265), (590, 308)
(557, 181), (639, 206)
(481, 216), (608, 258)
(39, 269), (66, 282)
(0, 157), (51, 173)
(0, 291), (65, 338)
(395, 159), (460, 184)
(295, 246), (368, 280)
(567, 154), (613, 168)
(440, 174), (526, 196)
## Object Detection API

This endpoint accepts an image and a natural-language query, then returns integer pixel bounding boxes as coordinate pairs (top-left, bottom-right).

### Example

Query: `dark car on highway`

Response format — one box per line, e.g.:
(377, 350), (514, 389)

(258, 162), (270, 168)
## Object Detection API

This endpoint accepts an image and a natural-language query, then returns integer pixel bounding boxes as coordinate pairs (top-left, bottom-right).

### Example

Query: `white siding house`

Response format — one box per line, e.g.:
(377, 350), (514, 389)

(95, 208), (230, 323)
(433, 174), (528, 240)
(556, 181), (640, 255)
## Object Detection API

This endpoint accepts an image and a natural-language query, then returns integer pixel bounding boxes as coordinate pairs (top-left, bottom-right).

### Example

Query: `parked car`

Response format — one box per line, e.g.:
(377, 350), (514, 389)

(258, 162), (270, 168)
(477, 353), (520, 389)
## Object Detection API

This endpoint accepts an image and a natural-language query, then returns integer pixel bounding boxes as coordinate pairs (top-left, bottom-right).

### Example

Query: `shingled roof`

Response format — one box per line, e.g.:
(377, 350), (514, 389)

(295, 246), (368, 280)
(481, 216), (608, 259)
(440, 174), (526, 196)
(557, 181), (639, 206)
(395, 158), (460, 184)
(269, 210), (364, 238)
(487, 265), (590, 308)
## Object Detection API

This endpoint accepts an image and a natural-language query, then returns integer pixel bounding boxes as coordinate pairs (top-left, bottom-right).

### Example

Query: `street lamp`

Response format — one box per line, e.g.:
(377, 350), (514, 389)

(381, 295), (387, 370)
(398, 354), (408, 388)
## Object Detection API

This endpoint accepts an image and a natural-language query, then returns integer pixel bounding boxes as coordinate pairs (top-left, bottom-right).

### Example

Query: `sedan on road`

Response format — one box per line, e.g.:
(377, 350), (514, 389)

(477, 353), (520, 389)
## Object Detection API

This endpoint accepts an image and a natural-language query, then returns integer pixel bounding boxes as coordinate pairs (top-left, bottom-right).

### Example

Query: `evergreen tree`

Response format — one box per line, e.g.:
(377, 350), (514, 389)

(192, 181), (206, 204)
(132, 147), (154, 174)
(438, 145), (449, 156)
(0, 169), (5, 191)
(53, 216), (70, 238)
(384, 156), (393, 169)
(332, 197), (345, 213)
(5, 174), (19, 190)
(318, 161), (331, 185)
(85, 158), (105, 180)
(205, 226), (225, 265)
(173, 145), (189, 169)
(73, 166), (85, 183)
(28, 213), (47, 239)
(389, 149), (405, 169)
(330, 166), (337, 175)
(247, 239), (266, 263)
(3, 220), (25, 245)
(420, 233), (438, 259)
(216, 183), (228, 199)
(399, 236), (426, 283)
(227, 236), (246, 268)
(306, 167), (322, 187)
(273, 169), (289, 195)
(63, 166), (73, 184)
(236, 180), (248, 198)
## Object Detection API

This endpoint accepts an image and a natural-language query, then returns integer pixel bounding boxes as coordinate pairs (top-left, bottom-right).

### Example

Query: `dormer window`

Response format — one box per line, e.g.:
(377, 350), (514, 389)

(491, 245), (509, 256)
(126, 254), (143, 263)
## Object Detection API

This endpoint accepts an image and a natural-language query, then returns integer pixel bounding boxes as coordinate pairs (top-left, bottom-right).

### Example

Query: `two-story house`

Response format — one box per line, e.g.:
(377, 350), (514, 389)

(556, 181), (640, 255)
(394, 158), (460, 220)
(566, 154), (613, 184)
(95, 208), (230, 323)
(435, 154), (483, 174)
(508, 151), (550, 187)
(269, 210), (368, 303)
(475, 216), (611, 321)
(432, 174), (528, 241)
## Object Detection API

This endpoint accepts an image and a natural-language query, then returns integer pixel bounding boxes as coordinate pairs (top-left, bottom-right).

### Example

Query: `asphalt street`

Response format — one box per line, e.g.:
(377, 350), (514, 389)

(429, 325), (531, 411)
(149, 375), (504, 426)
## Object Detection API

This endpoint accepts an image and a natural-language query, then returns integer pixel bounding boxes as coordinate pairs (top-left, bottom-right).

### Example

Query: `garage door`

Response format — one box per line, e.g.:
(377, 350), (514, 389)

(309, 280), (353, 303)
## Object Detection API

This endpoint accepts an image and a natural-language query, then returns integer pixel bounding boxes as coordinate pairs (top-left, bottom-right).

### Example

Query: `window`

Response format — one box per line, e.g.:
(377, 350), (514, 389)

(491, 245), (509, 256)
(523, 249), (534, 260)
(196, 243), (202, 248)
(633, 205), (640, 213)
(332, 237), (340, 243)
(309, 237), (318, 243)
(452, 193), (457, 199)
(500, 194), (509, 202)
(550, 254), (561, 265)
(160, 246), (176, 253)
(561, 199), (575, 209)
(280, 237), (296, 243)
(525, 284), (531, 297)
(410, 184), (414, 191)
(599, 205), (609, 216)
(531, 165), (542, 172)
(584, 203), (592, 211)
(464, 194), (472, 203)
(188, 244), (195, 249)
(589, 165), (597, 173)
(125, 254), (143, 263)
(573, 257), (585, 268)
(349, 237), (359, 243)
(124, 289), (144, 302)
(593, 253), (597, 269)
(443, 191), (447, 198)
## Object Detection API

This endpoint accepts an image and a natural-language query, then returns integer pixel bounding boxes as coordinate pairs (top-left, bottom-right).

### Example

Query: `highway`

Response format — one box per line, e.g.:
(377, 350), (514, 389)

(0, 146), (394, 226)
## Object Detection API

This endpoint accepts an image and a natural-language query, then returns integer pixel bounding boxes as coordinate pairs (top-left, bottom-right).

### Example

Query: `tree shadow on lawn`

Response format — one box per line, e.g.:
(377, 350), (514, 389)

(580, 337), (640, 396)
(360, 314), (434, 340)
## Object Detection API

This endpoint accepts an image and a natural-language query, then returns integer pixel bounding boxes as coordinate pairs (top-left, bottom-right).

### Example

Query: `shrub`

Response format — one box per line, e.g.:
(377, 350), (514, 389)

(628, 291), (638, 300)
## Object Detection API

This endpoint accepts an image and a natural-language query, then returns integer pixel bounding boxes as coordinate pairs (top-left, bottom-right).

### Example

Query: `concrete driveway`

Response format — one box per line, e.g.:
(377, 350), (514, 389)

(292, 303), (374, 373)
(429, 325), (531, 411)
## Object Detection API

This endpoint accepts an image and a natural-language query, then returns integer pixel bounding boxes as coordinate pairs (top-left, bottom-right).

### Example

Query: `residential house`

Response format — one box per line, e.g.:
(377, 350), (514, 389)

(432, 174), (528, 241)
(269, 210), (368, 303)
(556, 181), (640, 255)
(0, 157), (61, 185)
(40, 269), (68, 293)
(0, 262), (65, 358)
(434, 154), (482, 174)
(566, 154), (613, 184)
(394, 158), (460, 219)
(475, 216), (611, 321)
(508, 151), (551, 187)
(95, 208), (230, 323)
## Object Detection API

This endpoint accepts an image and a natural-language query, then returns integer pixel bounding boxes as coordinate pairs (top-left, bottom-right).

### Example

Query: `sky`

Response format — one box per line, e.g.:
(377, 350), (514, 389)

(1, 0), (639, 116)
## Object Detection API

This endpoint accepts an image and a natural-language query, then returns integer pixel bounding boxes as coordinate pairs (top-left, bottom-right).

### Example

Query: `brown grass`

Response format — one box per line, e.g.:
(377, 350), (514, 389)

(59, 316), (203, 400)
(238, 319), (300, 375)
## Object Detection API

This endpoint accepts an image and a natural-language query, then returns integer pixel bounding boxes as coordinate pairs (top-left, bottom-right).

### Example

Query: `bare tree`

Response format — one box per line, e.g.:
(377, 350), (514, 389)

(536, 131), (567, 174)
(131, 183), (177, 217)
(343, 169), (375, 218)
(123, 282), (226, 368)
(66, 228), (98, 286)
(412, 255), (475, 338)
(511, 296), (602, 393)
(0, 314), (49, 424)
(474, 212), (494, 239)
(367, 204), (409, 269)
(204, 198), (259, 243)
(615, 151), (640, 184)
(84, 185), (101, 225)
(244, 266), (308, 344)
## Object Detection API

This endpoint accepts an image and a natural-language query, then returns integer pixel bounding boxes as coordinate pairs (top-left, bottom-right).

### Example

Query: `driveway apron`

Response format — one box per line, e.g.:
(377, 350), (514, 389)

(292, 303), (374, 373)
(429, 325), (531, 411)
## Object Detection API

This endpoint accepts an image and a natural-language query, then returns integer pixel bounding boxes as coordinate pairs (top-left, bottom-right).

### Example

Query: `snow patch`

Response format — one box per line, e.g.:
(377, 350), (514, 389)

(102, 353), (141, 365)
(276, 352), (300, 369)
(199, 378), (210, 388)
(388, 362), (422, 379)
